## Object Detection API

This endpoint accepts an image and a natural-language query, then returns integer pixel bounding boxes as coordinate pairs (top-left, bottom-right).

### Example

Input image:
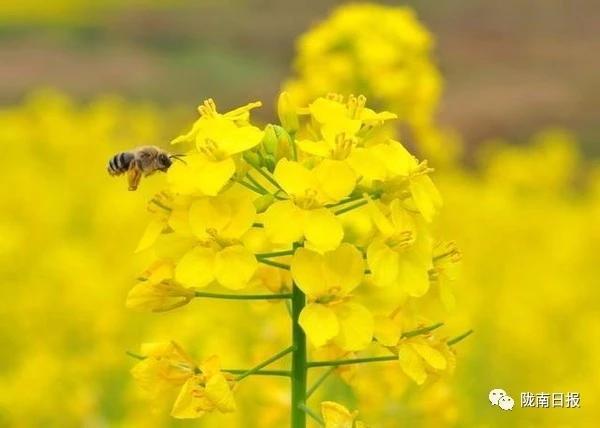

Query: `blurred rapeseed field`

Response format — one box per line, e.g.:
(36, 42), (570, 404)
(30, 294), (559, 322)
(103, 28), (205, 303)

(0, 2), (598, 428)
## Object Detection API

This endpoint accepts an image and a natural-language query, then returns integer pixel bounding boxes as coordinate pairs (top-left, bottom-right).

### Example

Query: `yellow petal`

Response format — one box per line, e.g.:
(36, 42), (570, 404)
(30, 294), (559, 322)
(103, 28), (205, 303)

(410, 174), (442, 222)
(304, 208), (344, 253)
(205, 373), (236, 413)
(333, 302), (374, 352)
(299, 303), (339, 348)
(175, 246), (215, 288)
(189, 197), (231, 239)
(197, 157), (236, 196)
(410, 340), (447, 370)
(398, 342), (427, 385)
(367, 239), (399, 287)
(214, 245), (257, 290)
(135, 217), (165, 253)
(263, 200), (304, 246)
(309, 97), (347, 124)
(374, 315), (401, 347)
(171, 376), (211, 419)
(219, 187), (256, 240)
(220, 125), (264, 156)
(315, 159), (356, 202)
(373, 142), (416, 177)
(398, 253), (430, 297)
(347, 148), (387, 182)
(273, 159), (314, 197)
(297, 139), (331, 157)
(323, 243), (364, 295)
(291, 248), (329, 298)
(321, 401), (354, 428)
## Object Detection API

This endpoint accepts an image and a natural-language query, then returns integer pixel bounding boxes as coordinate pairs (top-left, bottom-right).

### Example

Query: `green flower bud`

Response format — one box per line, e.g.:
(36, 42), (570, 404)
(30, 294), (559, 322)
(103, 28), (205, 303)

(253, 193), (275, 213)
(243, 151), (262, 168)
(277, 91), (299, 133)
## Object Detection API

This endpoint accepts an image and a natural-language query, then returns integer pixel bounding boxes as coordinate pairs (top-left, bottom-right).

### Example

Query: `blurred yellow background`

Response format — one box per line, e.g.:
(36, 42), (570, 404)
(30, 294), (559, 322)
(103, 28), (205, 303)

(0, 1), (598, 427)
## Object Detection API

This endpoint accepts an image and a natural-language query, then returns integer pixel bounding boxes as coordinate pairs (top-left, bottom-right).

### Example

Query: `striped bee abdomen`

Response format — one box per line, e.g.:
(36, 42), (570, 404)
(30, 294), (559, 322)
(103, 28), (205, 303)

(107, 151), (135, 175)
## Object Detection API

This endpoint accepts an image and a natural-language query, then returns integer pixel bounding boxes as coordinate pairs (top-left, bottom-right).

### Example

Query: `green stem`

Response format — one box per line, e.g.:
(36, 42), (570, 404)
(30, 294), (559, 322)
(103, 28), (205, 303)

(307, 355), (397, 368)
(306, 366), (335, 398)
(448, 329), (474, 346)
(291, 284), (307, 428)
(298, 404), (324, 426)
(224, 369), (290, 377)
(245, 172), (269, 194)
(290, 131), (298, 161)
(334, 199), (369, 216)
(236, 178), (266, 195)
(235, 346), (295, 381)
(325, 194), (364, 208)
(252, 165), (283, 191)
(402, 322), (444, 338)
(194, 291), (292, 300)
(255, 249), (295, 258)
(257, 258), (291, 271)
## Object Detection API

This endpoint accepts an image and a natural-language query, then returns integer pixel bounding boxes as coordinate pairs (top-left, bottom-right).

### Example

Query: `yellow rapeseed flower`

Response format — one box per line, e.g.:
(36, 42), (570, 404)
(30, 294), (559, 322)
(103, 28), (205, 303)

(292, 244), (373, 351)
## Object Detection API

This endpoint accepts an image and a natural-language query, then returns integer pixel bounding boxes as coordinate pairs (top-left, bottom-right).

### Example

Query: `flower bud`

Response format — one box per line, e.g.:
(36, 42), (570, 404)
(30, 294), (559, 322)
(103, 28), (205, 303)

(262, 124), (279, 156)
(242, 151), (262, 169)
(253, 193), (275, 213)
(277, 91), (299, 133)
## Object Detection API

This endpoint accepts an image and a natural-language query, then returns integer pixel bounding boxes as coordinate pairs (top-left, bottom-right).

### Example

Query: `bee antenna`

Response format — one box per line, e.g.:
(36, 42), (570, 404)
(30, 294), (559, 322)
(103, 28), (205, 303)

(169, 154), (187, 165)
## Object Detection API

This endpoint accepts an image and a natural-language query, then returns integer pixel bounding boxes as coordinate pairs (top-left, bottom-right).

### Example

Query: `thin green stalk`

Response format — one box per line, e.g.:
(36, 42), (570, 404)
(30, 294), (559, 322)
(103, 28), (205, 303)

(245, 172), (269, 194)
(298, 403), (324, 426)
(291, 284), (307, 428)
(307, 355), (397, 368)
(325, 194), (364, 208)
(194, 291), (292, 300)
(257, 258), (291, 271)
(235, 346), (295, 381)
(236, 178), (266, 195)
(224, 369), (290, 377)
(306, 366), (335, 398)
(251, 165), (283, 191)
(255, 249), (295, 258)
(126, 350), (145, 360)
(448, 329), (474, 346)
(334, 199), (369, 215)
(402, 322), (444, 338)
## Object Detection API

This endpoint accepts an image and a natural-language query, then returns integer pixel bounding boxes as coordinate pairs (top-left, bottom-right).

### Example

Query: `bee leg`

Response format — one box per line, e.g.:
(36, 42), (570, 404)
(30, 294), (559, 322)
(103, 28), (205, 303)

(127, 162), (143, 191)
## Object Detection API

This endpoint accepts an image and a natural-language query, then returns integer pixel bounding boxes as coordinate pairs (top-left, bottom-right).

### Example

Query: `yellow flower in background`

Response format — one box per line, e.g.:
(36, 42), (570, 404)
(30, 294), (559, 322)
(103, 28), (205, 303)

(321, 401), (368, 428)
(171, 355), (236, 419)
(292, 244), (373, 351)
(285, 3), (440, 130)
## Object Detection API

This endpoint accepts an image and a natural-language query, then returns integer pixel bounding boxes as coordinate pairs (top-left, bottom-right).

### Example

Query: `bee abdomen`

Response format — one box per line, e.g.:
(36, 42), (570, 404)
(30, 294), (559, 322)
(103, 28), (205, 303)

(108, 151), (135, 175)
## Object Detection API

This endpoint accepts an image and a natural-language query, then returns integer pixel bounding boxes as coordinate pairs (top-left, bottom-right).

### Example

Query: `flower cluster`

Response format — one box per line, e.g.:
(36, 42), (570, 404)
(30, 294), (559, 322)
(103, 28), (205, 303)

(285, 3), (441, 132)
(128, 92), (461, 422)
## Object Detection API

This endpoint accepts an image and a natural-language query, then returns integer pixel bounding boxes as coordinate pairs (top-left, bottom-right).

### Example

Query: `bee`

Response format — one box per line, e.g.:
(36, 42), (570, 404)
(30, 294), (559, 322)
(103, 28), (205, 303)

(107, 145), (185, 191)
